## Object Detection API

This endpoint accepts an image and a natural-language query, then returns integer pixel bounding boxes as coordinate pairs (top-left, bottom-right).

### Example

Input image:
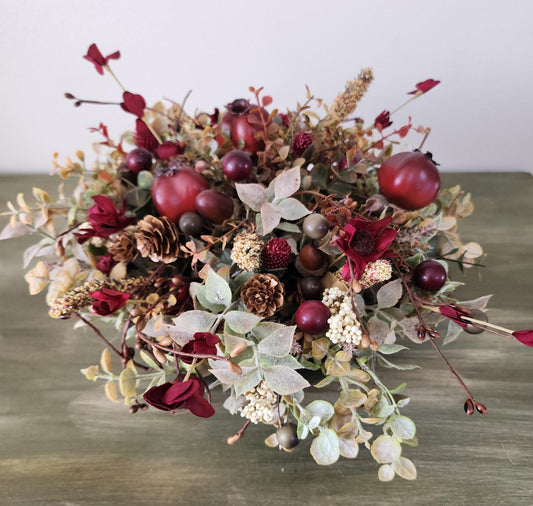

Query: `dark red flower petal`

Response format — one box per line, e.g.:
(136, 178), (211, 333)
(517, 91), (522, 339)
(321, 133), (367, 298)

(512, 330), (533, 347)
(162, 380), (199, 405)
(121, 92), (146, 118)
(182, 392), (215, 418)
(408, 79), (440, 95)
(96, 253), (117, 275)
(374, 110), (392, 131)
(83, 44), (120, 75)
(134, 119), (159, 153)
(181, 332), (220, 364)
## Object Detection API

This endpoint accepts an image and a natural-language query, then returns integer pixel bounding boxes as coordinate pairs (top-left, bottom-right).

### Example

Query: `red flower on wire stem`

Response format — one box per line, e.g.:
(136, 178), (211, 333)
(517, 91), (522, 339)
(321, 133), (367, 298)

(90, 288), (130, 316)
(143, 377), (215, 418)
(408, 79), (440, 95)
(180, 332), (220, 364)
(120, 92), (146, 118)
(83, 44), (120, 75)
(512, 330), (533, 347)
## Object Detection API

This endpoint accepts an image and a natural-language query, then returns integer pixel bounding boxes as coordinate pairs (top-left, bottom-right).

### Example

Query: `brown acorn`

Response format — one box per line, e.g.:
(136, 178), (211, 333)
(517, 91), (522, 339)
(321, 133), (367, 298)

(296, 244), (328, 276)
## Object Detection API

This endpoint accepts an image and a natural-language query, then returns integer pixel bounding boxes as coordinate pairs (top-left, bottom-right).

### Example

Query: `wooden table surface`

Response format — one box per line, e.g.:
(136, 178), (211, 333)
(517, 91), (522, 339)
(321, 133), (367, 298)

(1, 173), (532, 506)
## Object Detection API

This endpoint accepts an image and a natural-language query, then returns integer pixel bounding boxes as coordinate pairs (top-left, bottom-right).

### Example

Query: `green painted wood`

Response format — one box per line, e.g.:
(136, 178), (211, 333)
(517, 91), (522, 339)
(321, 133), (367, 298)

(1, 173), (532, 505)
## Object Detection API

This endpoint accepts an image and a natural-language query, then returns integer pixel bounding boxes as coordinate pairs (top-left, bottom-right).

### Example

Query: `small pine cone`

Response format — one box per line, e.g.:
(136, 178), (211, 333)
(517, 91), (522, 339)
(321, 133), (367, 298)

(261, 238), (292, 270)
(108, 231), (138, 262)
(240, 273), (284, 317)
(135, 215), (180, 263)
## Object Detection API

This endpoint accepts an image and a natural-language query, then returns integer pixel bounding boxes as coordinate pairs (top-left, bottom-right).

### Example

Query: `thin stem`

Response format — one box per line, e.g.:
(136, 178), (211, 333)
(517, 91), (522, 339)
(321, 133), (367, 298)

(104, 65), (126, 91)
(427, 337), (476, 403)
(183, 358), (198, 381)
(75, 312), (122, 357)
(347, 258), (369, 339)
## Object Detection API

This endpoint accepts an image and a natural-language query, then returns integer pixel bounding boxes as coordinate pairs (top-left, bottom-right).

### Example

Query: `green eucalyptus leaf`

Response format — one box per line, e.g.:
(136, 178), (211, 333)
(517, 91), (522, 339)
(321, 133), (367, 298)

(277, 198), (311, 221)
(262, 365), (310, 395)
(310, 429), (340, 465)
(306, 400), (335, 424)
(377, 355), (420, 371)
(378, 343), (410, 355)
(224, 310), (262, 334)
(377, 279), (403, 309)
(205, 269), (232, 307)
(259, 354), (303, 370)
(257, 325), (296, 357)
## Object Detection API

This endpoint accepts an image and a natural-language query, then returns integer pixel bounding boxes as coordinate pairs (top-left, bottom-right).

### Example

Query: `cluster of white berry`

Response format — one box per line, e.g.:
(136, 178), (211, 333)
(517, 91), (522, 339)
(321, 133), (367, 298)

(241, 381), (277, 424)
(322, 287), (363, 345)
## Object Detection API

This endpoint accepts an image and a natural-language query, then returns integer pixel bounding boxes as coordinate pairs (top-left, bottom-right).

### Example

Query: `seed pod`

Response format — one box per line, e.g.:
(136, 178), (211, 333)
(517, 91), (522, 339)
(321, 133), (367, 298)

(158, 336), (173, 347)
(369, 340), (379, 352)
(360, 335), (371, 349)
(475, 401), (488, 414)
(417, 326), (426, 340)
(229, 341), (248, 358)
(129, 404), (139, 414)
(228, 361), (242, 375)
(227, 434), (241, 445)
(428, 329), (440, 339)
(464, 399), (475, 416)
(153, 347), (167, 364)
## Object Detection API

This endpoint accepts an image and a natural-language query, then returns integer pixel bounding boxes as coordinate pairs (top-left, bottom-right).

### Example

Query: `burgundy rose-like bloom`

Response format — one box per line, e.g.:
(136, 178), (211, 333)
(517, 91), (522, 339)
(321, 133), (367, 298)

(336, 216), (397, 281)
(75, 196), (135, 243)
(408, 79), (440, 95)
(291, 131), (313, 158)
(90, 288), (130, 316)
(374, 110), (393, 131)
(278, 113), (290, 127)
(96, 253), (117, 275)
(120, 92), (146, 118)
(134, 118), (159, 153)
(180, 332), (220, 364)
(83, 43), (120, 75)
(143, 378), (215, 418)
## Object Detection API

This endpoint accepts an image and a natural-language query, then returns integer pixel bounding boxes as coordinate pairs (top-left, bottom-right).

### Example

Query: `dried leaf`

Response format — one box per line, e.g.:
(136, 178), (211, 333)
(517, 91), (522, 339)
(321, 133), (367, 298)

(100, 348), (113, 374)
(262, 365), (310, 395)
(105, 382), (119, 402)
(276, 198), (310, 221)
(392, 457), (417, 480)
(261, 202), (283, 235)
(312, 337), (330, 360)
(235, 183), (267, 212)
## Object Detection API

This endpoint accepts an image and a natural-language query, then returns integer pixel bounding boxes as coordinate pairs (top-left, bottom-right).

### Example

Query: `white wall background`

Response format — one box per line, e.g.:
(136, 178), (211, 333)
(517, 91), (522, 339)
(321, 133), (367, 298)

(1, 0), (532, 174)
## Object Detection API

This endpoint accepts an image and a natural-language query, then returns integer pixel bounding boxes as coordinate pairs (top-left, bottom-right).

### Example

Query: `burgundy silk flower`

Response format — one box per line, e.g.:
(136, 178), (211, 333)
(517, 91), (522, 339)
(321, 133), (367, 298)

(180, 332), (220, 364)
(120, 92), (146, 118)
(408, 79), (440, 95)
(336, 216), (397, 281)
(75, 196), (135, 243)
(90, 288), (130, 316)
(83, 44), (120, 75)
(96, 253), (117, 275)
(143, 378), (215, 418)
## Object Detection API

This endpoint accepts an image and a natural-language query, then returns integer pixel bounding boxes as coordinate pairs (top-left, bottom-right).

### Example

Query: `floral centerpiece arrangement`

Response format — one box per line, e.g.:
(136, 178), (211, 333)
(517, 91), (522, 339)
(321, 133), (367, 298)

(3, 44), (532, 481)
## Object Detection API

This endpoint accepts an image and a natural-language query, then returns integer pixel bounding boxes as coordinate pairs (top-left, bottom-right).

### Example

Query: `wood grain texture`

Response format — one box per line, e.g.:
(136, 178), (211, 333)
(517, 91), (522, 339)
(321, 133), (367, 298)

(1, 173), (532, 506)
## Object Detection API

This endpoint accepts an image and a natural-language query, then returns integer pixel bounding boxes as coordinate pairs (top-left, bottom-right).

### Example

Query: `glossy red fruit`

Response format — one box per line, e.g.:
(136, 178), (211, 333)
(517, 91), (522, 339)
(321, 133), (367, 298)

(378, 151), (440, 210)
(151, 165), (209, 223)
(217, 99), (267, 154)
(195, 190), (234, 225)
(413, 260), (447, 291)
(222, 150), (253, 181)
(295, 300), (331, 335)
(126, 148), (153, 173)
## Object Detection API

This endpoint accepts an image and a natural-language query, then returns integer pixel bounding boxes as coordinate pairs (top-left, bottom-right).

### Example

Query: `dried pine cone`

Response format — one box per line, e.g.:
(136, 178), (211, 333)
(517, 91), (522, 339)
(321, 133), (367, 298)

(108, 231), (138, 262)
(135, 215), (180, 263)
(240, 273), (284, 317)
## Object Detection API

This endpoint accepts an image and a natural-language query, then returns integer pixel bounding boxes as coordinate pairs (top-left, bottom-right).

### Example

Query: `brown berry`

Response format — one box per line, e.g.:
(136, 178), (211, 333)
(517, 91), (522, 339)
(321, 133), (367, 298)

(298, 244), (327, 271)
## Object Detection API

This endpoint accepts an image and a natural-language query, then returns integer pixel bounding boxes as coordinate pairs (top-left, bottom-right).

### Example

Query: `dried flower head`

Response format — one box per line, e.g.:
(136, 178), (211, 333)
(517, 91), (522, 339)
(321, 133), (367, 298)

(230, 231), (263, 271)
(359, 259), (392, 289)
(329, 68), (374, 121)
(322, 287), (363, 346)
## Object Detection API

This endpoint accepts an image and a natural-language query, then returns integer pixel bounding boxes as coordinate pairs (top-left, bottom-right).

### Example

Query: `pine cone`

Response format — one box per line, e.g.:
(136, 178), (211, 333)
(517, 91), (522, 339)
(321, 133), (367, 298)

(135, 215), (180, 263)
(240, 273), (284, 317)
(108, 231), (138, 262)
